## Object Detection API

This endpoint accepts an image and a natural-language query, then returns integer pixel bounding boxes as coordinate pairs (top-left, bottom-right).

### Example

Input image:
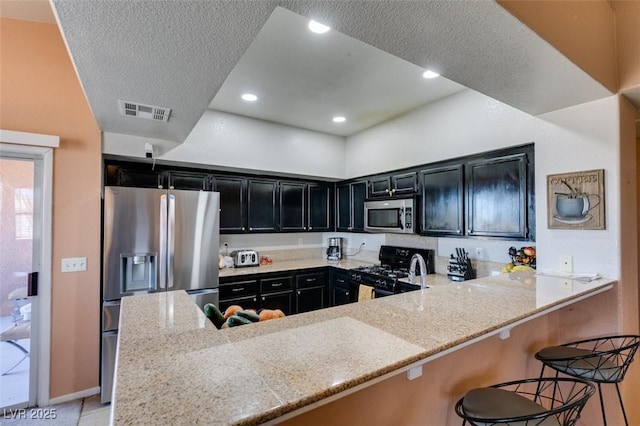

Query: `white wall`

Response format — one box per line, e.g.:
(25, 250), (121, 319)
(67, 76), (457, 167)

(104, 110), (347, 179)
(104, 90), (622, 279)
(345, 90), (621, 278)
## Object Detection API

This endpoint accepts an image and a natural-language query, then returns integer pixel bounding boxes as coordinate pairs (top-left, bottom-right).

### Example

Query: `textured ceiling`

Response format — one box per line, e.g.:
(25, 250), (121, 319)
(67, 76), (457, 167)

(208, 7), (467, 137)
(50, 0), (613, 143)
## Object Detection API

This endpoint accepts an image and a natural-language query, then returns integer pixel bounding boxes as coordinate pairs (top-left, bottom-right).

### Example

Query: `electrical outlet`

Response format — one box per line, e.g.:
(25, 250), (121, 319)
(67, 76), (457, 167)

(62, 257), (87, 272)
(560, 255), (573, 273)
(298, 238), (303, 246)
(475, 247), (483, 259)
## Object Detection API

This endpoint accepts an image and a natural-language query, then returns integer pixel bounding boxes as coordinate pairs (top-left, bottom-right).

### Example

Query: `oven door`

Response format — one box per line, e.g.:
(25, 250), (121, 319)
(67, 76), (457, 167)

(374, 288), (394, 298)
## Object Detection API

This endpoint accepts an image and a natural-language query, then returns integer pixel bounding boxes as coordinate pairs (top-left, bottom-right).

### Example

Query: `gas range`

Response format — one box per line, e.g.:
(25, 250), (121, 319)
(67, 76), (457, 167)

(349, 245), (435, 296)
(349, 266), (408, 294)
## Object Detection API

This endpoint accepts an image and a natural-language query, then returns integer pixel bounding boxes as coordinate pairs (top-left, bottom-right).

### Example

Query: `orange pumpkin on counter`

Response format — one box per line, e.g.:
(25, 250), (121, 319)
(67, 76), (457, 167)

(259, 309), (286, 321)
(223, 305), (243, 319)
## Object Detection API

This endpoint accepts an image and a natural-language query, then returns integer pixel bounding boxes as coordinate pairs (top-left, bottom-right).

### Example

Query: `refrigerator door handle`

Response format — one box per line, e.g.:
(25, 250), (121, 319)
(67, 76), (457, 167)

(168, 194), (176, 288)
(159, 194), (167, 289)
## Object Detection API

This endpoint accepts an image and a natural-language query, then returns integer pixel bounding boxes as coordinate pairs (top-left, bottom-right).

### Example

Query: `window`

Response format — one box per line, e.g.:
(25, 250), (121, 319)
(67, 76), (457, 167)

(14, 188), (33, 240)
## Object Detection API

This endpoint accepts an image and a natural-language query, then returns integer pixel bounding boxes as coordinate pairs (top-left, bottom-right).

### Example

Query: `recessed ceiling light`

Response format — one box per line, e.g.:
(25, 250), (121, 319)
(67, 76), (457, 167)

(308, 20), (330, 34)
(241, 93), (258, 102)
(422, 70), (440, 79)
(332, 116), (346, 123)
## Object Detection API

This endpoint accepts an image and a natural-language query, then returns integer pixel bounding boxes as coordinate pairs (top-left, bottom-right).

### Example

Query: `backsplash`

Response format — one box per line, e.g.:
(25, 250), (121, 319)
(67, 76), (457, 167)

(220, 231), (516, 277)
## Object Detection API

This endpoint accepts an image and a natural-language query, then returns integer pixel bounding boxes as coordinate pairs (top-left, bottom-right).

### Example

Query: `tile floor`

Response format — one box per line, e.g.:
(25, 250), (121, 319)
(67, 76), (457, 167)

(1, 394), (110, 425)
(78, 395), (110, 425)
(0, 315), (30, 408)
(2, 312), (110, 424)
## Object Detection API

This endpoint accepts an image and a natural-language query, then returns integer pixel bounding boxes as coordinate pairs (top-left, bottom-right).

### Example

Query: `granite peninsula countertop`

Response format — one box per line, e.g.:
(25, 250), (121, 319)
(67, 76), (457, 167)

(111, 272), (615, 425)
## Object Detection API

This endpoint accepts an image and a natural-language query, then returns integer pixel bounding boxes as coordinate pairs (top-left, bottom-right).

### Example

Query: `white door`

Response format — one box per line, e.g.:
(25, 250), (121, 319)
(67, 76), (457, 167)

(0, 156), (38, 409)
(0, 134), (55, 410)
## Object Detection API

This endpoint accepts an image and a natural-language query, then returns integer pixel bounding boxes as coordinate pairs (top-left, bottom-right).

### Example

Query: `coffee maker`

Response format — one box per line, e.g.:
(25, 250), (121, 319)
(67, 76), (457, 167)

(326, 237), (343, 261)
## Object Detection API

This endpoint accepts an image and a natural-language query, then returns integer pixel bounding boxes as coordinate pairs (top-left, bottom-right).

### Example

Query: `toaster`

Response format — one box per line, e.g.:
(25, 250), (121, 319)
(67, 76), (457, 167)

(231, 250), (260, 267)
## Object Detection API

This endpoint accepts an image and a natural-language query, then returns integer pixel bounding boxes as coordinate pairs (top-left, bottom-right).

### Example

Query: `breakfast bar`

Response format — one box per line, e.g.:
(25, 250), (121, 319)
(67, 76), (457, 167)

(110, 271), (615, 425)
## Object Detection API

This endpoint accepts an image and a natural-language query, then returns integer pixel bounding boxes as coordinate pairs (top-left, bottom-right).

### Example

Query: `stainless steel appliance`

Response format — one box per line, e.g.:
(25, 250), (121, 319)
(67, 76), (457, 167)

(231, 250), (259, 267)
(364, 198), (414, 234)
(350, 245), (434, 298)
(326, 237), (343, 261)
(101, 186), (220, 403)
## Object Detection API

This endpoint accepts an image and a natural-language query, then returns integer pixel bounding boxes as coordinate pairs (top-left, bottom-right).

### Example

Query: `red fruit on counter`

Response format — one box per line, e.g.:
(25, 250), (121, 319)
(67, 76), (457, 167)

(523, 247), (536, 257)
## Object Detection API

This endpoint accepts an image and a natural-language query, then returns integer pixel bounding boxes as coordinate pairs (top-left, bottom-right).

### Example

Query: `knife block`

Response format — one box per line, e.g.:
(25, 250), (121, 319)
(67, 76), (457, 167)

(446, 251), (475, 282)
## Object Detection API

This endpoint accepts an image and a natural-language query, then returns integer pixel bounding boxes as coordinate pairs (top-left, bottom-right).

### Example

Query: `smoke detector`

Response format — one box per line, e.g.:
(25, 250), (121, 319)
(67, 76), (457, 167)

(119, 100), (171, 122)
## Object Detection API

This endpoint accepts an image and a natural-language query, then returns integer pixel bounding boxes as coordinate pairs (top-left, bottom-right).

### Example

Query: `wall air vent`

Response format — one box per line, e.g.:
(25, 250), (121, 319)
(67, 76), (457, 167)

(118, 100), (171, 122)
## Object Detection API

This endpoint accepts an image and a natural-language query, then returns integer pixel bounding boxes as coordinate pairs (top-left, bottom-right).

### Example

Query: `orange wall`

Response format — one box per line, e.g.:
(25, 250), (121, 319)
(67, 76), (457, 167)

(612, 1), (640, 91)
(499, 0), (617, 92)
(282, 291), (622, 425)
(0, 18), (102, 398)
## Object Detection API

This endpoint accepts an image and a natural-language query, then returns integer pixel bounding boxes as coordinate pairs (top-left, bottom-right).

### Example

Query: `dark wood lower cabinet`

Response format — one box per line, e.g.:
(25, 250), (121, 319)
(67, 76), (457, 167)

(220, 269), (333, 316)
(330, 286), (351, 306)
(329, 269), (353, 306)
(296, 286), (325, 313)
(219, 279), (258, 313)
(296, 272), (327, 313)
(260, 291), (293, 315)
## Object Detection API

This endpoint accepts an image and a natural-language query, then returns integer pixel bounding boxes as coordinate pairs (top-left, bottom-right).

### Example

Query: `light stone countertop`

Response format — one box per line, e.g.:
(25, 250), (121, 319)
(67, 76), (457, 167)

(218, 258), (372, 278)
(111, 272), (615, 425)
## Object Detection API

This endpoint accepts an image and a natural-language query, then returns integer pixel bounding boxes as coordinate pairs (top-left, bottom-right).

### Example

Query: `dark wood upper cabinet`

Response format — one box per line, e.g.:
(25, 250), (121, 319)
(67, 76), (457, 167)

(466, 153), (528, 238)
(214, 176), (246, 233)
(336, 183), (352, 231)
(369, 176), (391, 197)
(280, 182), (306, 231)
(308, 184), (332, 232)
(392, 171), (418, 195)
(336, 180), (366, 231)
(248, 179), (278, 232)
(106, 165), (164, 188)
(369, 172), (417, 197)
(351, 181), (367, 231)
(168, 171), (211, 191)
(420, 165), (464, 236)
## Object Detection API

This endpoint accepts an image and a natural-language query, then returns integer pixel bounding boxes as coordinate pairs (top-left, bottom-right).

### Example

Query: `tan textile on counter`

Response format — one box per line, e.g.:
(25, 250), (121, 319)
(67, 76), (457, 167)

(358, 284), (375, 302)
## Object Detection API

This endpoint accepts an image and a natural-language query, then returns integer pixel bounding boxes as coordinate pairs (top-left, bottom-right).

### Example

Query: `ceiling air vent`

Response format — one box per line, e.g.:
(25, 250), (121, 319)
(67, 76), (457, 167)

(118, 100), (171, 122)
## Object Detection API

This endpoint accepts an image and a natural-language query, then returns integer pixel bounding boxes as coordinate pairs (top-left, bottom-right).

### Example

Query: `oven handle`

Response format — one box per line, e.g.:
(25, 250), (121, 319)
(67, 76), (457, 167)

(398, 207), (405, 230)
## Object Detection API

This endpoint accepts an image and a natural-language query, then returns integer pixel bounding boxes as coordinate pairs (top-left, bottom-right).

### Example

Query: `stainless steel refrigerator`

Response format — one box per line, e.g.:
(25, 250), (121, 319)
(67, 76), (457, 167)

(101, 186), (220, 403)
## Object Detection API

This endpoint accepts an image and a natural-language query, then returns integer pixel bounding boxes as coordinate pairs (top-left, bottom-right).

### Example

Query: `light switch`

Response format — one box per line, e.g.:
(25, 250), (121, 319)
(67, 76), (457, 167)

(62, 257), (87, 272)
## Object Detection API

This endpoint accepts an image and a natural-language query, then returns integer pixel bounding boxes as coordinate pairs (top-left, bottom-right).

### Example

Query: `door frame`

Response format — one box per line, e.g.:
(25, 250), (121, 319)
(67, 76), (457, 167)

(1, 129), (58, 407)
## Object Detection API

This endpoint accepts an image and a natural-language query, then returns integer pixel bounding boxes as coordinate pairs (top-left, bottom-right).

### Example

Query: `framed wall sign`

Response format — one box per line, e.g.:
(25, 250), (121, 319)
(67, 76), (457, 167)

(547, 169), (605, 230)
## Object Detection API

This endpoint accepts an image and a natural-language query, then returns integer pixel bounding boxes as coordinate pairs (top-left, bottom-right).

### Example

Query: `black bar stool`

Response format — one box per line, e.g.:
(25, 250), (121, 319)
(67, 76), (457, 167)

(455, 377), (594, 425)
(535, 335), (640, 426)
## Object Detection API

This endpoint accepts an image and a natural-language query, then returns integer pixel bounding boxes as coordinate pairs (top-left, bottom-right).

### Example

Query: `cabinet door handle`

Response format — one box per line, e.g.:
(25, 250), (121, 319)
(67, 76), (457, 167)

(272, 282), (283, 287)
(241, 227), (245, 231)
(337, 279), (345, 283)
(346, 292), (349, 296)
(262, 297), (265, 301)
(306, 278), (316, 282)
(231, 287), (245, 292)
(297, 291), (301, 295)
(249, 227), (253, 231)
(309, 227), (312, 230)
(253, 297), (257, 302)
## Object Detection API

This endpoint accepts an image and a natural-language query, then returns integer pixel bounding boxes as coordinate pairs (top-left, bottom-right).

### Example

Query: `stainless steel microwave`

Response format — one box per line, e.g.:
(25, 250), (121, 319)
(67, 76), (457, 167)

(364, 198), (414, 234)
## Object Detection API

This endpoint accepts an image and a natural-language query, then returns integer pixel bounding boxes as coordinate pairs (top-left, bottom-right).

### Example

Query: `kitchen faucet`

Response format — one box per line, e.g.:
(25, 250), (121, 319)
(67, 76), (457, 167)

(408, 253), (427, 289)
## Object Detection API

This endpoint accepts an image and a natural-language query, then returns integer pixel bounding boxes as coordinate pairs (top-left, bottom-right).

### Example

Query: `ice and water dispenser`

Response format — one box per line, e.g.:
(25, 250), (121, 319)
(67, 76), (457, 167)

(120, 253), (157, 293)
